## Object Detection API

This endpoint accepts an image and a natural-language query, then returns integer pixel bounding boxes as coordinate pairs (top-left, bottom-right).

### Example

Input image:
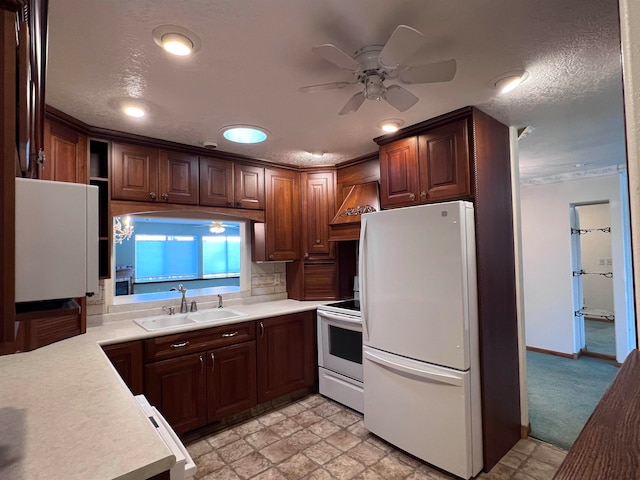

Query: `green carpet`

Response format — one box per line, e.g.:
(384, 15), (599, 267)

(527, 351), (618, 450)
(584, 319), (615, 356)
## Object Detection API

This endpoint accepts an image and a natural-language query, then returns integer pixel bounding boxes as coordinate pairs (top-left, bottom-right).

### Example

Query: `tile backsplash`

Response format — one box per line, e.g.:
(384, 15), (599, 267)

(251, 262), (287, 296)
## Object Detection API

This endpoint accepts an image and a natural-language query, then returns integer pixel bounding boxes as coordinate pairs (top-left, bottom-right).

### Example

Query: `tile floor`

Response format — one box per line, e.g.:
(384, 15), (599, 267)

(186, 394), (567, 480)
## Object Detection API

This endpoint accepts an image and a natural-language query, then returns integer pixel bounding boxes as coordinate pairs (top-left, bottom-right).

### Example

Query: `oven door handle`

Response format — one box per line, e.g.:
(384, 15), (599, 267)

(318, 311), (362, 325)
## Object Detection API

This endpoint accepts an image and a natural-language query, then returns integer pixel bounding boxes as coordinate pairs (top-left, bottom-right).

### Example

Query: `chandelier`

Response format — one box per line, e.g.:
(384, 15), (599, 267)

(114, 216), (134, 244)
(209, 222), (225, 234)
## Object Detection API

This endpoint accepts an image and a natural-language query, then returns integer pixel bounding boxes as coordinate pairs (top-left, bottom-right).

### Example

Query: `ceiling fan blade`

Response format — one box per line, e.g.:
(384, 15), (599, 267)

(384, 85), (419, 112)
(378, 25), (425, 70)
(312, 44), (361, 72)
(400, 59), (457, 84)
(339, 92), (365, 115)
(299, 81), (354, 94)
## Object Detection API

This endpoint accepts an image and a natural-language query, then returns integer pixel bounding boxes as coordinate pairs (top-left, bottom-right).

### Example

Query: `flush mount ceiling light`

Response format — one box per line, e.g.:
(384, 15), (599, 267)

(152, 25), (201, 56)
(491, 71), (529, 94)
(378, 119), (404, 133)
(220, 125), (270, 144)
(120, 100), (149, 118)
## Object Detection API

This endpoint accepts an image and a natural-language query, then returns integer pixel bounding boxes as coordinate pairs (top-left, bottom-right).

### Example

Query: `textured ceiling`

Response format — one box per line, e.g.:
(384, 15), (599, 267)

(46, 0), (626, 180)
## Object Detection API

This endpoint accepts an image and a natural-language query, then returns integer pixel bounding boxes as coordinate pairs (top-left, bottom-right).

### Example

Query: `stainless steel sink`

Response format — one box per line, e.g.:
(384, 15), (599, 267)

(187, 308), (248, 323)
(134, 314), (198, 332)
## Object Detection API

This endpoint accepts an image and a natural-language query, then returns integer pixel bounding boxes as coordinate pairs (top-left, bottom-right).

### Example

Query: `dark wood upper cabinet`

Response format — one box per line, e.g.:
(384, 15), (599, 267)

(379, 136), (420, 208)
(418, 119), (470, 202)
(301, 171), (335, 261)
(199, 156), (234, 207)
(111, 142), (159, 202)
(41, 119), (87, 183)
(158, 150), (198, 204)
(234, 163), (264, 210)
(112, 144), (198, 204)
(379, 119), (470, 208)
(199, 159), (264, 210)
(253, 168), (301, 261)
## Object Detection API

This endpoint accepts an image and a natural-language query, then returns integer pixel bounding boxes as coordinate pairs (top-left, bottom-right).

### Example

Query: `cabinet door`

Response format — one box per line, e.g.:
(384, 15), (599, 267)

(302, 171), (335, 260)
(199, 156), (234, 207)
(257, 312), (316, 403)
(379, 137), (420, 208)
(418, 119), (470, 202)
(42, 119), (87, 183)
(207, 341), (257, 421)
(158, 150), (199, 205)
(103, 341), (144, 395)
(234, 164), (264, 209)
(145, 352), (208, 434)
(263, 168), (301, 261)
(111, 143), (159, 202)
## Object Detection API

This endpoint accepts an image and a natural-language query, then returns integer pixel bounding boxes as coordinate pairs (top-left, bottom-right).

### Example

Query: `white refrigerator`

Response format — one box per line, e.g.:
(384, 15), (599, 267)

(359, 200), (483, 479)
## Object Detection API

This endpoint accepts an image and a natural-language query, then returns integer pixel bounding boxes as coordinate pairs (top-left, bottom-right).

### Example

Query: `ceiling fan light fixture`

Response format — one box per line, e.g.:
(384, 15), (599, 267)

(152, 25), (201, 56)
(493, 71), (529, 94)
(209, 222), (225, 234)
(220, 125), (270, 144)
(379, 119), (404, 133)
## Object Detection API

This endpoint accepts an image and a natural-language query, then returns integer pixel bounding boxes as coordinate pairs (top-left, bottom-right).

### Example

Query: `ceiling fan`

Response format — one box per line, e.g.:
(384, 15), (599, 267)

(194, 221), (237, 234)
(300, 25), (457, 115)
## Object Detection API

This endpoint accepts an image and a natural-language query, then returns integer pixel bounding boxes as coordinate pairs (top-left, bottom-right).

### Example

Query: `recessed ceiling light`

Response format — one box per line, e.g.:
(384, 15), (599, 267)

(152, 25), (201, 56)
(492, 71), (529, 94)
(574, 163), (587, 168)
(310, 151), (325, 158)
(378, 119), (404, 133)
(220, 125), (270, 144)
(161, 33), (193, 56)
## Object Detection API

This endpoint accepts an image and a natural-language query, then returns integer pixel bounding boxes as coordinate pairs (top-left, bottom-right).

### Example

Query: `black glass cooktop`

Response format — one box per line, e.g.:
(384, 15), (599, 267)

(326, 299), (360, 312)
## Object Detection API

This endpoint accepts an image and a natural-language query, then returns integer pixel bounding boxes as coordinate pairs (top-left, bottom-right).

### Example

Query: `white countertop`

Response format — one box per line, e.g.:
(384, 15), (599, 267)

(0, 299), (323, 480)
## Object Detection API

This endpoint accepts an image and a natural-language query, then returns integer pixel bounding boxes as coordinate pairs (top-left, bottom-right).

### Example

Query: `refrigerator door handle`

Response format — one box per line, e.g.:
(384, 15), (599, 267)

(359, 216), (369, 341)
(364, 348), (464, 387)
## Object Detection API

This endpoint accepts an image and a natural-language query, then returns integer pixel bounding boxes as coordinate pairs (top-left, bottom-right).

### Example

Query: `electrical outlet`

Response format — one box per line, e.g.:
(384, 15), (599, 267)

(599, 259), (605, 265)
(606, 258), (612, 265)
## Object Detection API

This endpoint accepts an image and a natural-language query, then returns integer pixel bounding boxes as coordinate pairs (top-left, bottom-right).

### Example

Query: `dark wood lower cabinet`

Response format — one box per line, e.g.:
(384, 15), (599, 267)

(102, 340), (144, 394)
(257, 312), (316, 403)
(208, 341), (257, 421)
(145, 352), (208, 434)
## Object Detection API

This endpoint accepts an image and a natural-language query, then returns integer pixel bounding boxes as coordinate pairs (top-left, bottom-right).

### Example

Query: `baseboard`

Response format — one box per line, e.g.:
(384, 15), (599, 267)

(521, 423), (531, 439)
(526, 346), (578, 359)
(579, 349), (617, 363)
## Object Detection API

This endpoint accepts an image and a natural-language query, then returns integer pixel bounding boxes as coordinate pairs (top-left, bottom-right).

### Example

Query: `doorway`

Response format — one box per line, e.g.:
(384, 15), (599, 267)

(571, 202), (616, 360)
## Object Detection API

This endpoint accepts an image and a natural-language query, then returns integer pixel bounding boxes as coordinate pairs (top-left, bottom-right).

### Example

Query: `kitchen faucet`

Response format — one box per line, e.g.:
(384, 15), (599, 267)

(171, 284), (188, 313)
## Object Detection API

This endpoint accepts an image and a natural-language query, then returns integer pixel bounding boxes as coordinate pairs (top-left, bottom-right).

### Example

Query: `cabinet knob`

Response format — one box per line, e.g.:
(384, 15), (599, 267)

(149, 191), (157, 200)
(161, 193), (169, 201)
(409, 193), (416, 201)
(236, 202), (242, 207)
(226, 201), (232, 207)
(315, 239), (321, 244)
(420, 191), (427, 200)
(303, 253), (309, 259)
(269, 254), (274, 260)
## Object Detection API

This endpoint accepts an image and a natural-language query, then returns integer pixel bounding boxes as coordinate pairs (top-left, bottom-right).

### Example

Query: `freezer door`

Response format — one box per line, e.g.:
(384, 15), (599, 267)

(359, 201), (477, 370)
(363, 347), (482, 479)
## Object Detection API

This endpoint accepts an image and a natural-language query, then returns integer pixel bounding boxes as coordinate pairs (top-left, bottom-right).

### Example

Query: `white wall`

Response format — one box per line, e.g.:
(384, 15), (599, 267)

(521, 174), (633, 362)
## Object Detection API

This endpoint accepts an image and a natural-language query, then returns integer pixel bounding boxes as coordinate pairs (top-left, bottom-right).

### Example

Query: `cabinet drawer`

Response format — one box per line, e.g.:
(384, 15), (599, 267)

(145, 321), (255, 362)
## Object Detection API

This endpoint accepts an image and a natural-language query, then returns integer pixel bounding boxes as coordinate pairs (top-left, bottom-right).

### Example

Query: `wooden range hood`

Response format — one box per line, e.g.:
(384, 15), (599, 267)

(328, 181), (380, 241)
